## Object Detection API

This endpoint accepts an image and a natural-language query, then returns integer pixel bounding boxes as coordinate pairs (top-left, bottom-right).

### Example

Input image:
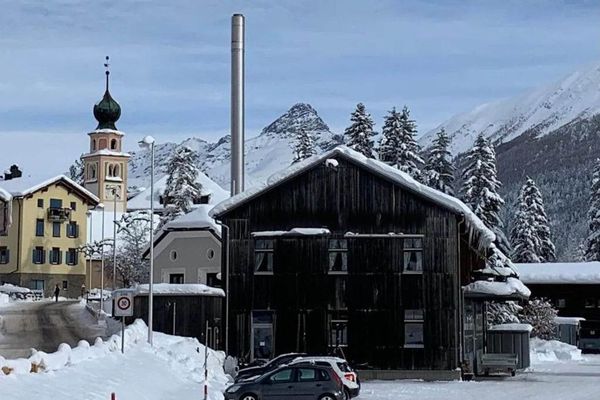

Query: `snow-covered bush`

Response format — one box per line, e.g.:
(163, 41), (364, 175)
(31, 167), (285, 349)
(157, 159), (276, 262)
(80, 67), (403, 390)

(486, 301), (522, 325)
(519, 298), (558, 340)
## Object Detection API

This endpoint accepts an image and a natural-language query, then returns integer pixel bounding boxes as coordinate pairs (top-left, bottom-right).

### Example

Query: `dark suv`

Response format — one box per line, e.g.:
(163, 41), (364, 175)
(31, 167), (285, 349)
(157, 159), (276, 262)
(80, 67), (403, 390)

(235, 353), (307, 382)
(225, 365), (344, 400)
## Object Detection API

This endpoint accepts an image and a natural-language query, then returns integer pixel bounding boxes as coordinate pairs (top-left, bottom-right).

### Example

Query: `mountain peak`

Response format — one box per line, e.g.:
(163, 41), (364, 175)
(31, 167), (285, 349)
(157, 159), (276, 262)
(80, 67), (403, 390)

(260, 103), (331, 138)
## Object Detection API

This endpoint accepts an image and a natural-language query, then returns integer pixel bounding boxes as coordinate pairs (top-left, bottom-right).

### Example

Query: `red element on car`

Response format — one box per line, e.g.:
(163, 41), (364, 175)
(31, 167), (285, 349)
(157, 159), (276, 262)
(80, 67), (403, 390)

(344, 373), (356, 382)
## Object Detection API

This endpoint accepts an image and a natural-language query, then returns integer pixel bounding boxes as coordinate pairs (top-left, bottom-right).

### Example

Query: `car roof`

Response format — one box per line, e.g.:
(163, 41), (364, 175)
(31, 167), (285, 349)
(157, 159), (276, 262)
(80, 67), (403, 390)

(292, 356), (346, 363)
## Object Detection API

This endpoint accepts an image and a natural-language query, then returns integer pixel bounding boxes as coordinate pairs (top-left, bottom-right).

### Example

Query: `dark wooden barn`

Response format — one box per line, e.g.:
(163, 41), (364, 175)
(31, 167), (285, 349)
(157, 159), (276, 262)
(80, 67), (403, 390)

(211, 146), (526, 373)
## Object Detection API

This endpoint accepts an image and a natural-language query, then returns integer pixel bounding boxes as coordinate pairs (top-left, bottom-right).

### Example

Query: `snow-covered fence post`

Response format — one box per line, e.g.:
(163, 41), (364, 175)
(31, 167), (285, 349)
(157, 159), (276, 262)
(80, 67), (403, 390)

(204, 320), (209, 400)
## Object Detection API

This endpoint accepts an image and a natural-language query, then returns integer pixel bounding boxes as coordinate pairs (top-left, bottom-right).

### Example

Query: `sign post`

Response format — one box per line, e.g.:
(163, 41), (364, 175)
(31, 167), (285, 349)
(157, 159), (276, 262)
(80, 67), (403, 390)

(113, 289), (135, 354)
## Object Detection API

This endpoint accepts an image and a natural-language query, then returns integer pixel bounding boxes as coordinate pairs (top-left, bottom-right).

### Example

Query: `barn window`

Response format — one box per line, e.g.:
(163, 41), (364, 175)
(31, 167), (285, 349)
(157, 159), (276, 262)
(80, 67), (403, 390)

(585, 298), (596, 308)
(404, 308), (424, 348)
(328, 239), (348, 273)
(329, 319), (348, 348)
(254, 239), (274, 274)
(556, 298), (566, 308)
(403, 237), (423, 273)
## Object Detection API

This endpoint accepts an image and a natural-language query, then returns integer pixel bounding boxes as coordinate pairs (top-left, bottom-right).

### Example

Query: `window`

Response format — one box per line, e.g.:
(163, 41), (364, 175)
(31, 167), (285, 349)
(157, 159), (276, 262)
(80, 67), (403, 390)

(317, 369), (331, 381)
(110, 139), (117, 150)
(66, 248), (77, 266)
(404, 308), (425, 348)
(297, 368), (317, 382)
(254, 239), (274, 274)
(35, 219), (44, 236)
(62, 280), (68, 290)
(585, 298), (596, 308)
(37, 199), (44, 208)
(328, 239), (348, 273)
(269, 368), (293, 384)
(170, 250), (178, 261)
(0, 247), (9, 264)
(556, 298), (566, 309)
(49, 247), (61, 265)
(67, 222), (78, 238)
(329, 319), (348, 347)
(50, 198), (63, 208)
(52, 222), (61, 237)
(207, 248), (215, 260)
(32, 247), (45, 264)
(169, 273), (184, 284)
(88, 164), (97, 180)
(30, 280), (44, 291)
(70, 202), (76, 211)
(403, 237), (423, 273)
(207, 273), (221, 288)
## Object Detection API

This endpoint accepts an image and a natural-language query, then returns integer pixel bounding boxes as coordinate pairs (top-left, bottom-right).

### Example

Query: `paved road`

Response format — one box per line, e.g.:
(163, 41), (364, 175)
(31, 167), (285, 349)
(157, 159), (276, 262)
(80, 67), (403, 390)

(0, 300), (110, 359)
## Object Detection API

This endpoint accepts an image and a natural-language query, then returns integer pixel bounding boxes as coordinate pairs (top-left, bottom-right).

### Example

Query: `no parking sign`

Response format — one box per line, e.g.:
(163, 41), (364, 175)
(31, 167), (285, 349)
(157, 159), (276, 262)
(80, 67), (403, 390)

(113, 289), (134, 317)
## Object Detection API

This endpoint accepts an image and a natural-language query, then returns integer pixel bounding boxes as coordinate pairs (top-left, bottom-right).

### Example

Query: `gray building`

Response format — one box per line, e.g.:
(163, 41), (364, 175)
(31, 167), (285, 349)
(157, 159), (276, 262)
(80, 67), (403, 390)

(146, 205), (222, 287)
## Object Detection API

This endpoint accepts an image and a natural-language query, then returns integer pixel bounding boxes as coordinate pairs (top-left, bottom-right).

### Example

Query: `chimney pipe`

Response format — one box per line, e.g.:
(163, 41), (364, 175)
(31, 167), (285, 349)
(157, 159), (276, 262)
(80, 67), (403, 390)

(231, 14), (245, 195)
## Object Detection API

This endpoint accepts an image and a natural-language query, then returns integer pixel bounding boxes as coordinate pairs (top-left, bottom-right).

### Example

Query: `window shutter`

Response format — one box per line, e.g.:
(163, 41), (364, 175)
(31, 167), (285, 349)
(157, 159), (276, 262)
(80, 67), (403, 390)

(76, 224), (79, 238)
(42, 250), (46, 264)
(5, 249), (9, 263)
(58, 250), (62, 265)
(32, 249), (36, 263)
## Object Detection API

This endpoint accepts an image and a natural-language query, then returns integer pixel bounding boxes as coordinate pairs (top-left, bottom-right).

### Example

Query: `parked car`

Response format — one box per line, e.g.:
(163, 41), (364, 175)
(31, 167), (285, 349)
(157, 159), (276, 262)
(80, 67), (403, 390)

(235, 353), (307, 382)
(225, 365), (344, 400)
(289, 356), (360, 399)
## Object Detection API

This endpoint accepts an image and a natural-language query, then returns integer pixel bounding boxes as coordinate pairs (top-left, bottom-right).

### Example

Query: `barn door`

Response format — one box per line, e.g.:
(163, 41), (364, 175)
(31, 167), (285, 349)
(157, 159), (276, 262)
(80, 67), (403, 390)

(251, 311), (274, 361)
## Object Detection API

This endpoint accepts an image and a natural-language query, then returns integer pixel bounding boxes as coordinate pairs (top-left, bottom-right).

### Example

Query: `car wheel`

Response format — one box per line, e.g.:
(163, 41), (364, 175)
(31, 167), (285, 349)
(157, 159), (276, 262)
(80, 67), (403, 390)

(319, 394), (336, 400)
(343, 388), (351, 400)
(241, 394), (258, 400)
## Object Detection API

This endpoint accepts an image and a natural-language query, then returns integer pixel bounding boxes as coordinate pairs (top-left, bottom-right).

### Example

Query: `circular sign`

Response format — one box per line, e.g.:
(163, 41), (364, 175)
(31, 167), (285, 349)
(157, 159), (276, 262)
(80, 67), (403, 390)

(117, 296), (131, 310)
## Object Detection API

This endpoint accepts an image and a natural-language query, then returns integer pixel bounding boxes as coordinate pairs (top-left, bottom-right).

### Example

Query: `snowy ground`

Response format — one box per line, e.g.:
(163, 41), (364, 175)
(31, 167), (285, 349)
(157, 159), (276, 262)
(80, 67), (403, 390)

(359, 356), (600, 400)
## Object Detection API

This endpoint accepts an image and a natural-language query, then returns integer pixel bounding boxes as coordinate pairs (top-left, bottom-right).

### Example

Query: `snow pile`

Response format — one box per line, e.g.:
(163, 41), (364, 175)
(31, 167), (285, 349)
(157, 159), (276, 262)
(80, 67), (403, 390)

(136, 283), (225, 297)
(490, 323), (533, 332)
(0, 293), (9, 305)
(530, 338), (583, 364)
(516, 261), (600, 284)
(463, 277), (531, 298)
(0, 283), (31, 294)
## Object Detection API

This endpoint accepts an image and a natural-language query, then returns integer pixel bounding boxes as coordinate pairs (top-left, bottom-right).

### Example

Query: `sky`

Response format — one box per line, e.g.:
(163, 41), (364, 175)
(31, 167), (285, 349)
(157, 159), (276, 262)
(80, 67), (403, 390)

(1, 0), (600, 176)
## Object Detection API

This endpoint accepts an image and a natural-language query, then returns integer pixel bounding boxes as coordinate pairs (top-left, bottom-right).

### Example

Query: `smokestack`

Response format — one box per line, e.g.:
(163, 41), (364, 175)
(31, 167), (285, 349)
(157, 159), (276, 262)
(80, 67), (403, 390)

(231, 14), (245, 195)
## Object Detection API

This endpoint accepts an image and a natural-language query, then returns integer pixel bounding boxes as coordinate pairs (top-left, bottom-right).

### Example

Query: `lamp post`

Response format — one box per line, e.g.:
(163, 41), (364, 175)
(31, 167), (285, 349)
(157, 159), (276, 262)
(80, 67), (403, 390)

(109, 186), (120, 291)
(138, 135), (156, 346)
(97, 202), (105, 312)
(86, 209), (93, 292)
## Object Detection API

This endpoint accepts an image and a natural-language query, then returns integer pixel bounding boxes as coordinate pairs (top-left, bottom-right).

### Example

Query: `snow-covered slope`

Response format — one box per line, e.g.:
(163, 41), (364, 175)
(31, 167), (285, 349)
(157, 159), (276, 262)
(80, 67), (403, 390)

(128, 103), (340, 190)
(420, 61), (600, 154)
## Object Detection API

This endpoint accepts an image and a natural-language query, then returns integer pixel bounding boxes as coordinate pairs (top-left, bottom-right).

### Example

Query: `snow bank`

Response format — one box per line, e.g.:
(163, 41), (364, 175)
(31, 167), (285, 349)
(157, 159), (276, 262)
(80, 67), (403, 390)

(136, 283), (225, 297)
(0, 293), (9, 305)
(0, 283), (31, 294)
(530, 338), (583, 364)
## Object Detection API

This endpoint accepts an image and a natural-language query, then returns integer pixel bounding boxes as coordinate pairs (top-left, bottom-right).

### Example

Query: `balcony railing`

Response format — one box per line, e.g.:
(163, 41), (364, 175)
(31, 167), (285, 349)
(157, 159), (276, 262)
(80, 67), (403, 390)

(47, 207), (71, 222)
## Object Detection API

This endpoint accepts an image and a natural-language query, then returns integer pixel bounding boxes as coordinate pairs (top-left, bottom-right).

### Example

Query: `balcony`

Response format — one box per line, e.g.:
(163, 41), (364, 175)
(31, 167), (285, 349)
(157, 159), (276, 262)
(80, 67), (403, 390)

(47, 207), (71, 222)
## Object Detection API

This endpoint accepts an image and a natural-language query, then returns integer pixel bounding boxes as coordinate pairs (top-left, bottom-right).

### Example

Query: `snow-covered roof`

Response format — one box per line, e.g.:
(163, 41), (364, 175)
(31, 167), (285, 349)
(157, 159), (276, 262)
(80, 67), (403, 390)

(161, 204), (221, 236)
(554, 316), (585, 326)
(515, 262), (600, 284)
(0, 187), (11, 203)
(0, 174), (99, 203)
(135, 283), (224, 297)
(210, 146), (495, 251)
(88, 128), (124, 136)
(81, 149), (131, 158)
(252, 228), (331, 237)
(127, 170), (229, 212)
(463, 277), (531, 299)
(489, 323), (533, 333)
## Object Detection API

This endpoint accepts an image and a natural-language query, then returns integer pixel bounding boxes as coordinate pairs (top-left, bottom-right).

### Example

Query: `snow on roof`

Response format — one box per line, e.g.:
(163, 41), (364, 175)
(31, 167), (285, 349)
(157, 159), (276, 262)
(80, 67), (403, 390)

(127, 170), (229, 212)
(515, 262), (600, 284)
(161, 204), (221, 236)
(0, 174), (99, 203)
(554, 316), (585, 326)
(489, 323), (533, 333)
(252, 228), (331, 237)
(81, 149), (131, 158)
(0, 187), (11, 203)
(88, 128), (125, 136)
(463, 277), (531, 299)
(210, 146), (496, 251)
(136, 283), (224, 297)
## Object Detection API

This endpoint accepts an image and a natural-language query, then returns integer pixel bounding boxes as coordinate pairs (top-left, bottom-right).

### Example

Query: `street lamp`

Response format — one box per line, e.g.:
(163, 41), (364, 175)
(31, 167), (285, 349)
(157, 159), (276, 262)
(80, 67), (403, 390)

(108, 186), (120, 291)
(86, 209), (93, 293)
(97, 202), (105, 312)
(138, 135), (156, 346)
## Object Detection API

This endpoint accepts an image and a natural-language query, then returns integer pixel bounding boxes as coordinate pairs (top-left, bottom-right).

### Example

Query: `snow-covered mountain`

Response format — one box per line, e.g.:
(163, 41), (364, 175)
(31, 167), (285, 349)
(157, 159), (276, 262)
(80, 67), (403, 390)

(420, 61), (600, 154)
(128, 103), (340, 191)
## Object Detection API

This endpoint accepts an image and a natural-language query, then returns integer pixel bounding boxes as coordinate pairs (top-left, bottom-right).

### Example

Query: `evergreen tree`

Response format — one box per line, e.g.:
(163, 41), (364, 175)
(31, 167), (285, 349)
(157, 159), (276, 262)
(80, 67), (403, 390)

(68, 157), (84, 185)
(292, 128), (317, 164)
(585, 159), (600, 261)
(344, 103), (375, 158)
(378, 108), (402, 165)
(510, 178), (555, 262)
(461, 134), (511, 254)
(159, 146), (202, 228)
(423, 128), (455, 195)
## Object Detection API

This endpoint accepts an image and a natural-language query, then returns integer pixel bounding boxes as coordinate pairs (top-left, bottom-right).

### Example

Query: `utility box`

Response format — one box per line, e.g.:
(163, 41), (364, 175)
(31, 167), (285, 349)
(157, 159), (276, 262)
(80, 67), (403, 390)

(554, 317), (584, 346)
(487, 323), (532, 370)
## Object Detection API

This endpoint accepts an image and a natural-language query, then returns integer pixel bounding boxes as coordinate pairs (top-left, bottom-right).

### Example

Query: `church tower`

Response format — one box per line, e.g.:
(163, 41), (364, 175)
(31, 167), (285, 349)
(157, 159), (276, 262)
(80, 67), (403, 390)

(81, 57), (129, 212)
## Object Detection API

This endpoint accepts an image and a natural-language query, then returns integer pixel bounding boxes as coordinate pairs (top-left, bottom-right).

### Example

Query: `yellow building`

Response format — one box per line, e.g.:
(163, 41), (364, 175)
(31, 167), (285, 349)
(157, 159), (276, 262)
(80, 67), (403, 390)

(0, 175), (99, 297)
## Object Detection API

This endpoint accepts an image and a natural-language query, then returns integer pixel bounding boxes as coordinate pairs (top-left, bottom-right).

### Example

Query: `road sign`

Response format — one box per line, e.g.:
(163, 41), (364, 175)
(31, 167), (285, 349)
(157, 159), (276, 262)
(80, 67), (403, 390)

(113, 290), (134, 317)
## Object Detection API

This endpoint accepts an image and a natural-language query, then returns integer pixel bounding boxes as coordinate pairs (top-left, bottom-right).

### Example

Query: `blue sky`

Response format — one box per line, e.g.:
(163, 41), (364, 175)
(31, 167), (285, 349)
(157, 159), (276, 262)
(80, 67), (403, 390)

(1, 0), (600, 174)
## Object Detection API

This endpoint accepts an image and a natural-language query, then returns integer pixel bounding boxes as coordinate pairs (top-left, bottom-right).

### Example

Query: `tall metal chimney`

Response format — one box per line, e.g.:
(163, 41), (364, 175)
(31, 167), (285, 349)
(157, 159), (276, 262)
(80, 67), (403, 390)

(231, 14), (245, 195)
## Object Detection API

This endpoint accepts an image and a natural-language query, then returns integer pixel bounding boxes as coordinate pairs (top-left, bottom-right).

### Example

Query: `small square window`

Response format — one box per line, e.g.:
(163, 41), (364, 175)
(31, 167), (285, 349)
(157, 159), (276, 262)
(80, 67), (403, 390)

(404, 251), (423, 273)
(37, 199), (44, 208)
(254, 240), (274, 274)
(329, 319), (348, 347)
(556, 298), (566, 309)
(0, 247), (9, 264)
(62, 280), (68, 290)
(405, 323), (424, 348)
(328, 239), (348, 273)
(585, 298), (596, 308)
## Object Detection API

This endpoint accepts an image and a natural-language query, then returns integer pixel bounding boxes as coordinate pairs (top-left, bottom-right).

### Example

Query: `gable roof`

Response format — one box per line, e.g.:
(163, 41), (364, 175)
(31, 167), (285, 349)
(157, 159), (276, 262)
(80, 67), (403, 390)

(211, 145), (495, 251)
(0, 174), (99, 204)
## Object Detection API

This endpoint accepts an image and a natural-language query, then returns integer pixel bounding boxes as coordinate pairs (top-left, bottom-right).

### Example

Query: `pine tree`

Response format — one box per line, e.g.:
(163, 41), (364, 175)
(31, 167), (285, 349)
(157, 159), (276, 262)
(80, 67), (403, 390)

(159, 146), (202, 228)
(585, 159), (600, 261)
(292, 128), (317, 164)
(461, 134), (511, 254)
(379, 108), (402, 165)
(519, 298), (558, 340)
(68, 157), (84, 185)
(510, 178), (555, 263)
(423, 128), (454, 195)
(344, 103), (375, 158)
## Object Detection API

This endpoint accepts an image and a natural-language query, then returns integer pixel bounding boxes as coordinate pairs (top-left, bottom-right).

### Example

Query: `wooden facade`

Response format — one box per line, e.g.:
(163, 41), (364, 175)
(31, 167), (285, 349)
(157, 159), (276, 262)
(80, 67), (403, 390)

(525, 283), (600, 322)
(215, 154), (486, 370)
